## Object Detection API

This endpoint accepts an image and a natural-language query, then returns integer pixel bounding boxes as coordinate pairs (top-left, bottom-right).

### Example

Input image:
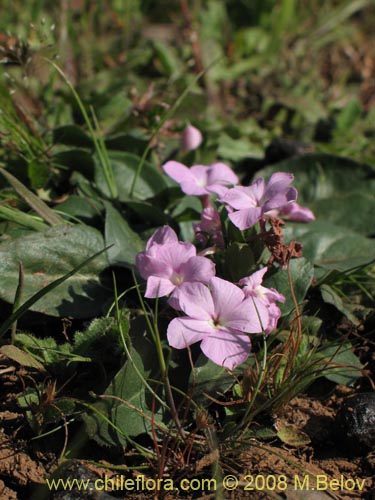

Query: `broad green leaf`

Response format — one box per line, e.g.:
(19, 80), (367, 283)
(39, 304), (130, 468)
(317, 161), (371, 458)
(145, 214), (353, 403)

(105, 133), (149, 156)
(0, 225), (110, 318)
(94, 151), (168, 201)
(84, 319), (164, 446)
(284, 221), (375, 272)
(257, 153), (375, 235)
(320, 284), (359, 324)
(217, 133), (264, 161)
(56, 195), (102, 222)
(104, 203), (144, 267)
(171, 195), (202, 221)
(53, 125), (93, 148)
(264, 258), (314, 316)
(53, 150), (95, 179)
(317, 343), (363, 386)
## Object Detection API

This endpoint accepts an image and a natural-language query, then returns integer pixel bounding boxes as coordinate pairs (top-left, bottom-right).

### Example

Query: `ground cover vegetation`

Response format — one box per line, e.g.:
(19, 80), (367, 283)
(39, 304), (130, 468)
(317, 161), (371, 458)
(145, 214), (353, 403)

(0, 1), (374, 499)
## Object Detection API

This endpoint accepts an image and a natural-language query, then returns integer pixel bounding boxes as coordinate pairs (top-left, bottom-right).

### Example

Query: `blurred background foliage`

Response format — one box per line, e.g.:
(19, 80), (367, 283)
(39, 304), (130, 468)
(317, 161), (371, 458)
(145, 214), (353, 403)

(0, 0), (374, 173)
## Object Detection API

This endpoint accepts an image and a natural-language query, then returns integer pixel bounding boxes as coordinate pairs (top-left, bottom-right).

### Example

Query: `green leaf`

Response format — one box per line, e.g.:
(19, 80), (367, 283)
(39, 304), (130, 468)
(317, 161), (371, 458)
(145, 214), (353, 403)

(277, 425), (311, 447)
(317, 342), (363, 386)
(13, 333), (90, 366)
(84, 325), (163, 446)
(284, 221), (375, 272)
(73, 317), (117, 358)
(224, 243), (256, 282)
(264, 258), (314, 316)
(94, 151), (168, 201)
(0, 205), (48, 231)
(56, 195), (102, 222)
(336, 99), (362, 133)
(189, 354), (235, 405)
(28, 159), (50, 190)
(53, 125), (93, 148)
(126, 200), (170, 226)
(320, 284), (359, 324)
(0, 344), (45, 371)
(258, 153), (375, 235)
(152, 40), (181, 78)
(0, 224), (110, 319)
(104, 203), (144, 267)
(105, 133), (149, 156)
(217, 133), (264, 161)
(53, 150), (95, 179)
(0, 168), (65, 226)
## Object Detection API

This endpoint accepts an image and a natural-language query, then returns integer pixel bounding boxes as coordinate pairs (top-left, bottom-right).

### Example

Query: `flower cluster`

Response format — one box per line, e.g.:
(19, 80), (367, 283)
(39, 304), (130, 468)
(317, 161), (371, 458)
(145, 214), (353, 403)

(135, 226), (215, 308)
(136, 157), (314, 370)
(164, 162), (314, 230)
(136, 225), (285, 369)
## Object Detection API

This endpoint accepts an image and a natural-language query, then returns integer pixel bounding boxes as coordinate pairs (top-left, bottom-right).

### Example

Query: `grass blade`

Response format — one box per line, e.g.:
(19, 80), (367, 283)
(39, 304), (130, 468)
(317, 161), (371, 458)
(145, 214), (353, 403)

(0, 168), (65, 226)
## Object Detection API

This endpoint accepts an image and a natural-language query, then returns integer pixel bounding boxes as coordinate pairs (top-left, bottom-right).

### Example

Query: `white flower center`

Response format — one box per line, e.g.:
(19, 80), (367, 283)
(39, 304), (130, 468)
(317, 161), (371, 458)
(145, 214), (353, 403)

(171, 273), (184, 285)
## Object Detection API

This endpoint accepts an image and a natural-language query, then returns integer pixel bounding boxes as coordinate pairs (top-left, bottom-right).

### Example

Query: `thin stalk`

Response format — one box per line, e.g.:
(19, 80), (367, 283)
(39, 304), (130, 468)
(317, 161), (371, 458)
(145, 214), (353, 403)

(112, 274), (168, 410)
(133, 271), (186, 439)
(11, 262), (24, 344)
(239, 333), (268, 434)
(49, 61), (117, 199)
(90, 105), (118, 199)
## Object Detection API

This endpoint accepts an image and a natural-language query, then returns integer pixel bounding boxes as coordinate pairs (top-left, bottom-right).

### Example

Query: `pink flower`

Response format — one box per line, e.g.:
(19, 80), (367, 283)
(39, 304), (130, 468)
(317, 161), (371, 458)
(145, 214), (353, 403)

(136, 226), (215, 301)
(221, 173), (297, 230)
(193, 206), (224, 248)
(167, 277), (269, 369)
(180, 124), (203, 152)
(275, 202), (315, 222)
(239, 268), (285, 334)
(163, 161), (238, 197)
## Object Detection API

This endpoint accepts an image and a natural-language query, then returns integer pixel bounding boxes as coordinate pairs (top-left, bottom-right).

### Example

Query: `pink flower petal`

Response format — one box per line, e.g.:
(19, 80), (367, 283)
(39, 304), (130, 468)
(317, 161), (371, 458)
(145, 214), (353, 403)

(239, 268), (268, 290)
(265, 303), (282, 334)
(200, 328), (251, 369)
(176, 282), (215, 320)
(221, 186), (258, 210)
(264, 288), (285, 304)
(167, 317), (213, 348)
(163, 161), (207, 195)
(227, 297), (269, 333)
(180, 124), (203, 152)
(146, 225), (178, 250)
(265, 172), (294, 198)
(145, 276), (176, 298)
(281, 202), (315, 222)
(263, 187), (297, 212)
(180, 256), (216, 284)
(136, 253), (173, 280)
(163, 161), (193, 184)
(228, 207), (263, 230)
(206, 163), (238, 195)
(210, 277), (245, 318)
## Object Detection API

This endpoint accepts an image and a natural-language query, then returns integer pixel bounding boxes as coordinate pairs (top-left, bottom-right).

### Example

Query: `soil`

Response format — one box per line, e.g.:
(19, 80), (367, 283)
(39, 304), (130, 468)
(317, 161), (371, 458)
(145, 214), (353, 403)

(1, 352), (374, 500)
